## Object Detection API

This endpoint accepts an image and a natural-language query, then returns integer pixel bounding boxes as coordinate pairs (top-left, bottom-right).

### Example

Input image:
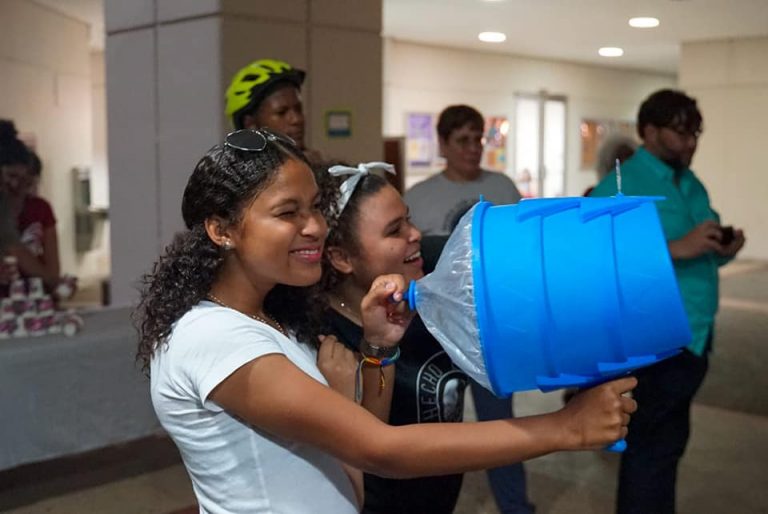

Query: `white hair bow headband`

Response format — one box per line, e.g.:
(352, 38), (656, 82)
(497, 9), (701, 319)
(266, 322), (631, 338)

(328, 162), (396, 215)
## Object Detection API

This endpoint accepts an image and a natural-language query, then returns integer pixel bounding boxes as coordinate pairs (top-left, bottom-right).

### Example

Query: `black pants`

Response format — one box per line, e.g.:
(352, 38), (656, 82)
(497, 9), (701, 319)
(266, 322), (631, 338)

(617, 349), (709, 514)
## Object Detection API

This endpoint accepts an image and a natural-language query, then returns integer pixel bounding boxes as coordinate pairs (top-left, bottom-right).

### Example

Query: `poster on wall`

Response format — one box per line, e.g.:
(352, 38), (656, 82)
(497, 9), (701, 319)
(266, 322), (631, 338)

(483, 116), (509, 172)
(325, 110), (352, 138)
(580, 119), (637, 170)
(406, 112), (435, 167)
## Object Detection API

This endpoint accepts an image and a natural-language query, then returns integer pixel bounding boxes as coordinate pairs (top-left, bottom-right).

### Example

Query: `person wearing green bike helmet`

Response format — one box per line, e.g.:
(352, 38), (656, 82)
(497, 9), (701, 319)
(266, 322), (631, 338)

(225, 59), (307, 150)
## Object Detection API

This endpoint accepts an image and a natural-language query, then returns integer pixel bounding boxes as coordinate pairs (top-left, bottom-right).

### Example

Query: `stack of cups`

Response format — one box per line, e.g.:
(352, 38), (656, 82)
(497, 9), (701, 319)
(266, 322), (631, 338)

(55, 274), (77, 300)
(13, 296), (34, 337)
(10, 278), (26, 300)
(37, 295), (57, 334)
(28, 277), (45, 299)
(60, 309), (84, 337)
(0, 298), (16, 339)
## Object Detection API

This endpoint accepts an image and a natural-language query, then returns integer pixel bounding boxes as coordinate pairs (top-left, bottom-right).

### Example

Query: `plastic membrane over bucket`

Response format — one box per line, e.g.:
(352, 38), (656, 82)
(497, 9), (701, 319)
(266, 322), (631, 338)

(408, 195), (691, 398)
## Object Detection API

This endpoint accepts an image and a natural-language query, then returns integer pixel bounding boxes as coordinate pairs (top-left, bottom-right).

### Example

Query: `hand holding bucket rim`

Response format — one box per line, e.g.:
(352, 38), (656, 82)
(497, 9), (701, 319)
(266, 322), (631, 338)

(361, 275), (413, 348)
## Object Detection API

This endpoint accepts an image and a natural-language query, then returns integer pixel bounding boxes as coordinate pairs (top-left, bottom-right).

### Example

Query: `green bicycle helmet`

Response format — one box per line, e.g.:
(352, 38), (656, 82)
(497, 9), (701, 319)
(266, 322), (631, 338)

(225, 59), (306, 129)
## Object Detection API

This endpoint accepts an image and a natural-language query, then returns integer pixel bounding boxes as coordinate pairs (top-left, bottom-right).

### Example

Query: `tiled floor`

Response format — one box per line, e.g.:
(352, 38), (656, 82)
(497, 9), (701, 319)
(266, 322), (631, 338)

(2, 260), (767, 514)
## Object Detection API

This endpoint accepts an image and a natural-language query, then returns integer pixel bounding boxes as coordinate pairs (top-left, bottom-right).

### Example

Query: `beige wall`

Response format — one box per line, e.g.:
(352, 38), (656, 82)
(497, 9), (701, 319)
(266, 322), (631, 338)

(85, 50), (111, 281)
(679, 37), (768, 260)
(0, 0), (109, 281)
(90, 52), (109, 209)
(384, 39), (676, 194)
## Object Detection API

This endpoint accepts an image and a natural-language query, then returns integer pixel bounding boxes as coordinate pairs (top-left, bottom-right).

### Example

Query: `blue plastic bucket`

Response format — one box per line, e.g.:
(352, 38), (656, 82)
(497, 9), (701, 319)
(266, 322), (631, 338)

(468, 195), (690, 396)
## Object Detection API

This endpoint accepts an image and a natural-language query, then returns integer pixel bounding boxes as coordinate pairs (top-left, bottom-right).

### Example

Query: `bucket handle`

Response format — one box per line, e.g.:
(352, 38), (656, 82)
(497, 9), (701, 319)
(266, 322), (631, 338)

(606, 439), (627, 452)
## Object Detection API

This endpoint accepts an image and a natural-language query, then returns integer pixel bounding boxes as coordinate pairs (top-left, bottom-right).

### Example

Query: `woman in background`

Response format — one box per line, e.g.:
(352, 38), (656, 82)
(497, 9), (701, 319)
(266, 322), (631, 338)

(0, 120), (60, 289)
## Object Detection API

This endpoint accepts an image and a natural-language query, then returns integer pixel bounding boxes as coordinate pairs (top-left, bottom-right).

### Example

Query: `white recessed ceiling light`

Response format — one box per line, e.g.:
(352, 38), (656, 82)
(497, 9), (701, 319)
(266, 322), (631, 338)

(598, 47), (624, 57)
(629, 17), (660, 28)
(478, 31), (507, 43)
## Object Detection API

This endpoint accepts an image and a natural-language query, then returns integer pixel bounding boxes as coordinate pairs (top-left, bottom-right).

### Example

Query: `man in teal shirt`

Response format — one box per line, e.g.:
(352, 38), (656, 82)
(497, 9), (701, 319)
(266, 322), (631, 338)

(591, 89), (745, 514)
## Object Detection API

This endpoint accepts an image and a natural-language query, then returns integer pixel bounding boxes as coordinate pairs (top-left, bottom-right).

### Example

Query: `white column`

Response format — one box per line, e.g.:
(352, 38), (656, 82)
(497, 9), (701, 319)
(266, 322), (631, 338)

(105, 0), (382, 305)
(679, 37), (768, 260)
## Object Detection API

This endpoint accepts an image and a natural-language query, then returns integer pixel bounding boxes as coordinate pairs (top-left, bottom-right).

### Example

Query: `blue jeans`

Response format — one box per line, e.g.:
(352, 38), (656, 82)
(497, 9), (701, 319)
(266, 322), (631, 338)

(471, 379), (535, 514)
(616, 349), (709, 514)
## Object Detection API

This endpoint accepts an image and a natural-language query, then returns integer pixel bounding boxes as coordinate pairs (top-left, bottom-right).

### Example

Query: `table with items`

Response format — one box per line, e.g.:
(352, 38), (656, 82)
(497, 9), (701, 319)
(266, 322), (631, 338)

(0, 306), (162, 471)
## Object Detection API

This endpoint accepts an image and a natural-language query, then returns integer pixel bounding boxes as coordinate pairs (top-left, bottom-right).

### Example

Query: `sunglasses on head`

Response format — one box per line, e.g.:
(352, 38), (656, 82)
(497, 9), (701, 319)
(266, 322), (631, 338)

(224, 128), (297, 152)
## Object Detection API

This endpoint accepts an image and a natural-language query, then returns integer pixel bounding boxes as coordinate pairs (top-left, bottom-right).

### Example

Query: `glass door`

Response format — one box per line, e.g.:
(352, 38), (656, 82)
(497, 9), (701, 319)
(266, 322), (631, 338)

(514, 92), (566, 197)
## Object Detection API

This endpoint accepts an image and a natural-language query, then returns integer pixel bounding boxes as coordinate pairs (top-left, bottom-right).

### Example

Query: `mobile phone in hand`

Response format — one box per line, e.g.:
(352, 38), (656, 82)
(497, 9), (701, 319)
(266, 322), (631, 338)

(720, 225), (735, 246)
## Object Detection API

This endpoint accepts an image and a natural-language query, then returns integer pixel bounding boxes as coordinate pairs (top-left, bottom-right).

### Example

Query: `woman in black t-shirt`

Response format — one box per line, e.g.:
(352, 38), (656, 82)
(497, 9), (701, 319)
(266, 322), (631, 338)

(315, 163), (468, 513)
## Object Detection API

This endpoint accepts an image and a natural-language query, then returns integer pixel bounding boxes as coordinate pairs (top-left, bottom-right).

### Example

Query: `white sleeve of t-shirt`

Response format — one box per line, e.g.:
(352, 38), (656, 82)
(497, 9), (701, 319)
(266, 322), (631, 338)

(167, 306), (288, 412)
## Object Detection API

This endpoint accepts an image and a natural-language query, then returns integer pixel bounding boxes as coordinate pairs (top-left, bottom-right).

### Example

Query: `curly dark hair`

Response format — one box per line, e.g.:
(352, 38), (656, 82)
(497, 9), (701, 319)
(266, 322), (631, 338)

(134, 133), (324, 373)
(308, 161), (391, 333)
(637, 89), (702, 140)
(0, 119), (31, 168)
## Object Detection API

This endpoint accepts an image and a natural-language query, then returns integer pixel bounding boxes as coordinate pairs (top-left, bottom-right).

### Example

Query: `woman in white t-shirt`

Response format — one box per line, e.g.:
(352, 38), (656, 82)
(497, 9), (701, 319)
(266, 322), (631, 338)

(135, 128), (638, 514)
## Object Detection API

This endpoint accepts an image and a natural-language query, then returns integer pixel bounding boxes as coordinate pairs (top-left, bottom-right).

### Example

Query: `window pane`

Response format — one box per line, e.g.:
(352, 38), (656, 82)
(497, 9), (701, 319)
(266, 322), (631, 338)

(515, 97), (540, 197)
(543, 99), (566, 197)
